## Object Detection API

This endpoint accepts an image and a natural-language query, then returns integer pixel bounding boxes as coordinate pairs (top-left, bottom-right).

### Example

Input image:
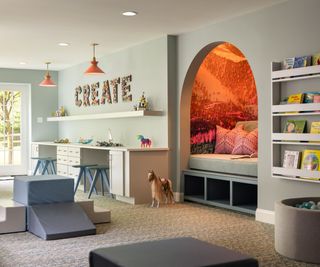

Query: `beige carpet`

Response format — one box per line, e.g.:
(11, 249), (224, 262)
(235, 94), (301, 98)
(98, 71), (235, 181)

(0, 181), (317, 267)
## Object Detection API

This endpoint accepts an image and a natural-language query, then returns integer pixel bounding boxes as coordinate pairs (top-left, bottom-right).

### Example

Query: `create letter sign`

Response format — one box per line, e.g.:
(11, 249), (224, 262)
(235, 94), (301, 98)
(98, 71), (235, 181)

(75, 75), (132, 107)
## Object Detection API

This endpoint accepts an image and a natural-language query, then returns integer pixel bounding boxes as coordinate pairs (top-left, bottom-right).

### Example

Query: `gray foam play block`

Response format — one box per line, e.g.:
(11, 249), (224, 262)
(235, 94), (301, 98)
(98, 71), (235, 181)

(13, 175), (74, 206)
(89, 237), (258, 267)
(28, 202), (96, 240)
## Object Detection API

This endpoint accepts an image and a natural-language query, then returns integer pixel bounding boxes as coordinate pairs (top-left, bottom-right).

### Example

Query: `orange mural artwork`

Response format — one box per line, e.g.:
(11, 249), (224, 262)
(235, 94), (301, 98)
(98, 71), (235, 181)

(190, 43), (258, 154)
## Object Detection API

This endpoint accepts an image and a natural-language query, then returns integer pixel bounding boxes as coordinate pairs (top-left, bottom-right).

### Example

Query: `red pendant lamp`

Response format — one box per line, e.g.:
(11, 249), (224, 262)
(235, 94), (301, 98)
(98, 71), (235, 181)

(84, 43), (105, 75)
(39, 62), (56, 87)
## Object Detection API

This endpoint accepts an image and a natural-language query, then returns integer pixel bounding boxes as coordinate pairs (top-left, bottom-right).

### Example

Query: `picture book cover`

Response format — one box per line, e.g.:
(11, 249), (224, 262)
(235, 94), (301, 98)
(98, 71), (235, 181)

(282, 58), (295, 69)
(283, 150), (301, 169)
(310, 122), (320, 134)
(303, 92), (320, 103)
(293, 56), (311, 68)
(287, 93), (304, 104)
(283, 120), (306, 133)
(314, 95), (320, 103)
(301, 150), (320, 171)
(312, 53), (320, 66)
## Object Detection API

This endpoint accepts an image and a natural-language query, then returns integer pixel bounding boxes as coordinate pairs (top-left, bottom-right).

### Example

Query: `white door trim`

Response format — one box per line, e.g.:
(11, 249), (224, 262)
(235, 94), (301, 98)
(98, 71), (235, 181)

(0, 83), (31, 175)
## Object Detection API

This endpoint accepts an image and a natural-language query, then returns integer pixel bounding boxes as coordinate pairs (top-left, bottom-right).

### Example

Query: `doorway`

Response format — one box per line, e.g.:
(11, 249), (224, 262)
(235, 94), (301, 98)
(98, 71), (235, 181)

(0, 83), (30, 176)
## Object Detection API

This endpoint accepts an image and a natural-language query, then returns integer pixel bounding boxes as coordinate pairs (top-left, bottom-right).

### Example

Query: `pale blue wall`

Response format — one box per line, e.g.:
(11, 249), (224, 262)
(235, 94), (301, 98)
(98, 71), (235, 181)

(0, 68), (59, 141)
(58, 37), (171, 148)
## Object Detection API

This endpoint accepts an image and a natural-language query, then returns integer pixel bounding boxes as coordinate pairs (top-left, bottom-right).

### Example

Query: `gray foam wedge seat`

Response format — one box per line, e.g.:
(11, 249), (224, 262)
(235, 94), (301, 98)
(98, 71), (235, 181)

(28, 202), (96, 240)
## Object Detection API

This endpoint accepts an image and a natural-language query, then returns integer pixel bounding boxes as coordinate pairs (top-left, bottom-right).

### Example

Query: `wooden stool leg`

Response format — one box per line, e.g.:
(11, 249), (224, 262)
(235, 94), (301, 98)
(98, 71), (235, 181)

(99, 170), (105, 196)
(88, 170), (99, 199)
(87, 169), (98, 194)
(33, 160), (41, 176)
(83, 168), (87, 193)
(102, 170), (110, 192)
(50, 160), (56, 174)
(74, 168), (84, 194)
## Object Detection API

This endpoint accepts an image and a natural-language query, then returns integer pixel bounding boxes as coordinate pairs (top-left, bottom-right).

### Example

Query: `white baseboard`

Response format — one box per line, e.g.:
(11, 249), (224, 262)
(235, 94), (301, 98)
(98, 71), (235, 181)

(174, 192), (184, 202)
(255, 208), (275, 225)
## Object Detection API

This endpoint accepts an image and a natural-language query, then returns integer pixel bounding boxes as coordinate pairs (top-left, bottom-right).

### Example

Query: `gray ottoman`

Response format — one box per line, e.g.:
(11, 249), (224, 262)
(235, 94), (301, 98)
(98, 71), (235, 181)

(275, 197), (320, 264)
(89, 237), (258, 267)
(13, 175), (74, 205)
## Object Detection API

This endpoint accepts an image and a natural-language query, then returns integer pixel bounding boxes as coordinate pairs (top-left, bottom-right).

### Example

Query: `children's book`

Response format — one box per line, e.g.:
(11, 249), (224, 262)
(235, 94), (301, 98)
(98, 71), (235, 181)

(293, 56), (311, 68)
(283, 58), (295, 69)
(300, 150), (320, 180)
(312, 53), (320, 66)
(287, 93), (304, 104)
(310, 122), (320, 134)
(303, 92), (320, 103)
(283, 150), (301, 169)
(283, 120), (306, 133)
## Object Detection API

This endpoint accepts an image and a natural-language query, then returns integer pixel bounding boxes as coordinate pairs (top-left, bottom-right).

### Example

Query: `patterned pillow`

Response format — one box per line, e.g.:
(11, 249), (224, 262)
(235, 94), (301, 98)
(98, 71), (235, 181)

(232, 128), (258, 155)
(214, 125), (244, 154)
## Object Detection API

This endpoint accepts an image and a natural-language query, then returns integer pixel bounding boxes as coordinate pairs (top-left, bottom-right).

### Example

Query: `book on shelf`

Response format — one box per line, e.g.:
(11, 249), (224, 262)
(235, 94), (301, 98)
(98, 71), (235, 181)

(283, 120), (306, 133)
(310, 122), (320, 134)
(303, 92), (320, 103)
(283, 150), (301, 169)
(293, 56), (312, 68)
(282, 58), (295, 69)
(312, 53), (320, 66)
(300, 150), (320, 180)
(287, 93), (304, 104)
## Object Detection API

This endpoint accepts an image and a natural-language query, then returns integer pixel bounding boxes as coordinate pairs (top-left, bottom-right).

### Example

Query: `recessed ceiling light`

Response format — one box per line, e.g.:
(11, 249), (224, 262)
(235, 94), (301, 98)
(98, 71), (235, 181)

(58, 42), (70, 47)
(122, 11), (137, 16)
(19, 62), (27, 65)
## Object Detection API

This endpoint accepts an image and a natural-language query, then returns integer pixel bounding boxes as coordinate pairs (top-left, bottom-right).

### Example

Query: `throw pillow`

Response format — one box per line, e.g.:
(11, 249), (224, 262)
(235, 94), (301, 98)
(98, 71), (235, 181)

(214, 125), (244, 154)
(232, 128), (258, 155)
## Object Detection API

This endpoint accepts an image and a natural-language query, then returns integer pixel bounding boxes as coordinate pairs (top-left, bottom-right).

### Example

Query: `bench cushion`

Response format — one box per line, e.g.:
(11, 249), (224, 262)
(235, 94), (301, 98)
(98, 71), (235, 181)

(89, 237), (258, 267)
(13, 175), (74, 206)
(189, 154), (257, 177)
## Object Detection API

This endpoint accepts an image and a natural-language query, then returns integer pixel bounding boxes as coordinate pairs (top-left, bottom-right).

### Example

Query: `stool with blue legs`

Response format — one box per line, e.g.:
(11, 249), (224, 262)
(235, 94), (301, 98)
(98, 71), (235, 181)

(32, 157), (57, 175)
(73, 164), (98, 194)
(87, 165), (111, 199)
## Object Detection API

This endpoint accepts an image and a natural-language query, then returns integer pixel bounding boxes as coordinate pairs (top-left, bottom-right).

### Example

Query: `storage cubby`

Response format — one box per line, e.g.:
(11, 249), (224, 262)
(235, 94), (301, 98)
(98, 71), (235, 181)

(183, 170), (257, 215)
(232, 182), (257, 211)
(184, 174), (205, 200)
(207, 178), (230, 205)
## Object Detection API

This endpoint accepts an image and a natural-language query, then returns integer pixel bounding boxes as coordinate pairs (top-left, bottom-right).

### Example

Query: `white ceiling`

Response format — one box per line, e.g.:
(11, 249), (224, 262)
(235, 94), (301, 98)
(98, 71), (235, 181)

(0, 0), (285, 70)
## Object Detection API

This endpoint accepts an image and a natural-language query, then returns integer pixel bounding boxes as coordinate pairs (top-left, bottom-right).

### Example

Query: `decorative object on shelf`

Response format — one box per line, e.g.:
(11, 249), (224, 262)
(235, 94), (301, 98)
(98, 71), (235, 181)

(53, 106), (67, 117)
(283, 150), (301, 169)
(74, 75), (133, 107)
(310, 122), (320, 134)
(283, 120), (306, 133)
(54, 138), (70, 144)
(39, 62), (56, 87)
(91, 82), (100, 106)
(312, 53), (320, 66)
(84, 43), (105, 75)
(121, 75), (132, 102)
(295, 200), (320, 210)
(138, 92), (148, 110)
(78, 137), (93, 144)
(96, 141), (123, 147)
(148, 170), (174, 208)
(107, 129), (113, 143)
(101, 81), (112, 104)
(133, 105), (137, 111)
(301, 150), (320, 172)
(137, 135), (152, 148)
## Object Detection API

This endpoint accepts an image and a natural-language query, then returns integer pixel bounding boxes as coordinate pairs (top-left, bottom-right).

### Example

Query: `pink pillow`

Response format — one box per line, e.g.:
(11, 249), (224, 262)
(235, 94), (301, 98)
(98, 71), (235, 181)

(232, 128), (258, 155)
(214, 125), (244, 154)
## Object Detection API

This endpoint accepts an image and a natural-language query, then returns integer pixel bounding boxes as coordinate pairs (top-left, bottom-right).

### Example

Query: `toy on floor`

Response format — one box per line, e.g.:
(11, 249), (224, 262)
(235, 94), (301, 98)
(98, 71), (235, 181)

(295, 201), (320, 210)
(137, 135), (152, 148)
(148, 170), (174, 208)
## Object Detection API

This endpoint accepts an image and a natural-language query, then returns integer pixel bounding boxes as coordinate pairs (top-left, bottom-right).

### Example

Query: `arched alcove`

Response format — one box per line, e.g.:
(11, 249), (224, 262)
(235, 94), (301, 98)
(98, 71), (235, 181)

(179, 41), (258, 190)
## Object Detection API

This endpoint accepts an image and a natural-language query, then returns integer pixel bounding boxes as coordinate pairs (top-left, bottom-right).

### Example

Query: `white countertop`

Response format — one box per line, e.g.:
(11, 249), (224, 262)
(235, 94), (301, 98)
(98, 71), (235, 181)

(32, 141), (169, 152)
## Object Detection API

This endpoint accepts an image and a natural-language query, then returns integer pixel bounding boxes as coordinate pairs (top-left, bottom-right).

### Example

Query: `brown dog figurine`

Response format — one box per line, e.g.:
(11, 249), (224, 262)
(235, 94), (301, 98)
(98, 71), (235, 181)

(148, 170), (175, 208)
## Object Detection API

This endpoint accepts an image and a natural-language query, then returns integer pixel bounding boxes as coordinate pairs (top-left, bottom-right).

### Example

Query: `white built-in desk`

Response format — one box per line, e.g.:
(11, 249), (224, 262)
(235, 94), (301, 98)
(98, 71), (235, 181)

(31, 142), (169, 204)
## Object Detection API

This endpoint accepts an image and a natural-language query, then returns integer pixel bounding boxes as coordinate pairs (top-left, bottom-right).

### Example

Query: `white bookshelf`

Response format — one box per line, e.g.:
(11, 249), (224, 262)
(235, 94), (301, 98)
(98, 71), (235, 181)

(47, 110), (163, 122)
(271, 62), (320, 183)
